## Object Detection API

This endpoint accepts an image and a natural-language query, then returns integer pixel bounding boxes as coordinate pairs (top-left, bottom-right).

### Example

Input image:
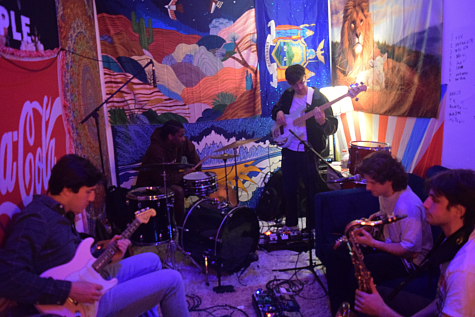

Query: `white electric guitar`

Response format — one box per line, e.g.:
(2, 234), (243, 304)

(35, 208), (156, 317)
(272, 83), (367, 148)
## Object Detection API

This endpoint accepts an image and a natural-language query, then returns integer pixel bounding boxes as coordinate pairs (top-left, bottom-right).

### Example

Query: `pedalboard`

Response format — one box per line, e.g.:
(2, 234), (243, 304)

(258, 229), (311, 252)
(252, 288), (300, 316)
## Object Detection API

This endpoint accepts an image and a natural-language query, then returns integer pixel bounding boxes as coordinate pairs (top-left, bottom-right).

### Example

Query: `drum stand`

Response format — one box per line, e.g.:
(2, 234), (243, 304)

(210, 153), (239, 205)
(202, 254), (235, 293)
(232, 148), (240, 205)
(223, 157), (231, 203)
(161, 169), (201, 272)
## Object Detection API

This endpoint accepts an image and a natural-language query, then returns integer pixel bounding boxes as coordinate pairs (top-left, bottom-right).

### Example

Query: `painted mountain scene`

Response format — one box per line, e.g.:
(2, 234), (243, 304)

(96, 0), (260, 125)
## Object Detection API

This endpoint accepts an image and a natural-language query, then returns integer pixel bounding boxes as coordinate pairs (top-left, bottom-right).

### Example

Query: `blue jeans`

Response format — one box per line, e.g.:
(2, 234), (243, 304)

(97, 252), (190, 317)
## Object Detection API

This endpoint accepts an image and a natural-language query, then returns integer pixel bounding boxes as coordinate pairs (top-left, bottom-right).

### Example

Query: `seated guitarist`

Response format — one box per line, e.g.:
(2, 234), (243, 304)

(0, 154), (190, 317)
(271, 64), (338, 231)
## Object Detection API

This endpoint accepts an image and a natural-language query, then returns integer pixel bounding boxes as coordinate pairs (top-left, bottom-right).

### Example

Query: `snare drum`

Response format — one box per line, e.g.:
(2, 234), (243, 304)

(126, 187), (175, 245)
(348, 141), (391, 175)
(183, 171), (218, 196)
(181, 199), (259, 273)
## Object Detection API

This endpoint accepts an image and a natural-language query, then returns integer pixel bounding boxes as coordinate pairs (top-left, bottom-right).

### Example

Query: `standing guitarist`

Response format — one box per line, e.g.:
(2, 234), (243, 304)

(271, 64), (338, 231)
(0, 154), (190, 317)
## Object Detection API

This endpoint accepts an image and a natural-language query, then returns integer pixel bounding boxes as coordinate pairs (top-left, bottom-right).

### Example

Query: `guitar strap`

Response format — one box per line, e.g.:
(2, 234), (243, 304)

(306, 87), (314, 107)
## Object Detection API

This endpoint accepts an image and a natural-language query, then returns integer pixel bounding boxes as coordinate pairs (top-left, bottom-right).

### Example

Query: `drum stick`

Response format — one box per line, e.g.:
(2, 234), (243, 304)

(193, 154), (211, 170)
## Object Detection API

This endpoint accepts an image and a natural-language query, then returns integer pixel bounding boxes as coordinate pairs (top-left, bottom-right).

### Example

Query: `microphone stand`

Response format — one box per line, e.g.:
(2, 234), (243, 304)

(273, 129), (329, 295)
(80, 59), (154, 173)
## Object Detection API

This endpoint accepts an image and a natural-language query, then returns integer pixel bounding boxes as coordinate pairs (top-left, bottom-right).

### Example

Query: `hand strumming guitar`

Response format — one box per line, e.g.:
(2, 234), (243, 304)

(276, 110), (287, 126)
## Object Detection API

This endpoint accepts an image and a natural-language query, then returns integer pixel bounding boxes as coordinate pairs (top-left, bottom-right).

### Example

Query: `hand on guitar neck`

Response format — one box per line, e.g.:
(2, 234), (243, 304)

(95, 235), (131, 264)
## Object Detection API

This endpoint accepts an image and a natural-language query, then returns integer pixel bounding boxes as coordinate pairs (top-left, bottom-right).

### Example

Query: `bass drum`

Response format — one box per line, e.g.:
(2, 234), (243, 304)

(181, 199), (259, 273)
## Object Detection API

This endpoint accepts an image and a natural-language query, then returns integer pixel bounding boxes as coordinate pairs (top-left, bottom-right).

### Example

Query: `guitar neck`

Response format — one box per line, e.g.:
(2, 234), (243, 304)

(92, 218), (141, 272)
(293, 92), (351, 126)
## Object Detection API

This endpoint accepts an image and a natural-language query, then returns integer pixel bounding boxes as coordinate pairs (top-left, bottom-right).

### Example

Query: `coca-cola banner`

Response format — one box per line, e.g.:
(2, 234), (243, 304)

(0, 55), (67, 242)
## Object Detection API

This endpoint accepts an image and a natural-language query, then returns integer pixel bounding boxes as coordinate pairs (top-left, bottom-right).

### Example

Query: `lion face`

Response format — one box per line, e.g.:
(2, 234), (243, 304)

(335, 0), (374, 76)
(346, 8), (367, 56)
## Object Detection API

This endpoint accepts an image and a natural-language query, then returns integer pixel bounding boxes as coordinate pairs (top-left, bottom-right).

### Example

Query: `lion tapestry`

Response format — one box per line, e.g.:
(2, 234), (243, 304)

(330, 0), (442, 118)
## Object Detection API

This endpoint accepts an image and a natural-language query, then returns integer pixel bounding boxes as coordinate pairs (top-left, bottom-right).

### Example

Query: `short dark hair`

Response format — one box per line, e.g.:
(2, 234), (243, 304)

(48, 154), (104, 195)
(357, 151), (407, 192)
(159, 120), (184, 139)
(285, 64), (306, 86)
(428, 169), (475, 227)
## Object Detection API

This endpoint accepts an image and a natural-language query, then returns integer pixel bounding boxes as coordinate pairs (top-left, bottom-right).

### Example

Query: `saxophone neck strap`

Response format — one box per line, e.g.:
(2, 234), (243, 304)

(387, 225), (474, 301)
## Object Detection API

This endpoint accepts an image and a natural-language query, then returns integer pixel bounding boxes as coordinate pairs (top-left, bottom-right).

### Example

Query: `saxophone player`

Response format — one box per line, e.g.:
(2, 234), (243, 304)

(355, 169), (475, 317)
(325, 151), (433, 315)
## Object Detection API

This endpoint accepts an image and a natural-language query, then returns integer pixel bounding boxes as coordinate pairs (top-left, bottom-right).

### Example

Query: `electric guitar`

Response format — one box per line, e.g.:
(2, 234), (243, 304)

(271, 84), (367, 148)
(35, 207), (156, 317)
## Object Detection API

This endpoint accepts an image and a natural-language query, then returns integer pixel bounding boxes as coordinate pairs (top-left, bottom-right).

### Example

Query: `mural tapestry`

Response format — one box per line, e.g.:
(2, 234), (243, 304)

(256, 0), (331, 117)
(95, 0), (260, 125)
(330, 0), (443, 118)
(57, 0), (106, 177)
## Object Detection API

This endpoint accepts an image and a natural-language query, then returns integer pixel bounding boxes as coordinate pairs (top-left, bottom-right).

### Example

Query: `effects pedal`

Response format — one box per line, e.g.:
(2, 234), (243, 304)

(274, 288), (300, 312)
(252, 288), (301, 316)
(252, 289), (279, 317)
(259, 230), (310, 252)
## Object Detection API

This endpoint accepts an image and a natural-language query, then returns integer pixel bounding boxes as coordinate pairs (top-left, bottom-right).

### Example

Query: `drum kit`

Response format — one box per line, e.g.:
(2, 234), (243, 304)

(122, 138), (261, 284)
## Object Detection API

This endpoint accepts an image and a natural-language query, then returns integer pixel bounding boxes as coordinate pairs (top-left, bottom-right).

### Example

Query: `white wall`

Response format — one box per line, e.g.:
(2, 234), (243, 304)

(441, 0), (475, 169)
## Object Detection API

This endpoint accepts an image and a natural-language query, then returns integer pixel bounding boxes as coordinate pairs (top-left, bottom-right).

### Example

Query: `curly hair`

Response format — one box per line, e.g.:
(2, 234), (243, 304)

(357, 151), (407, 192)
(429, 169), (475, 228)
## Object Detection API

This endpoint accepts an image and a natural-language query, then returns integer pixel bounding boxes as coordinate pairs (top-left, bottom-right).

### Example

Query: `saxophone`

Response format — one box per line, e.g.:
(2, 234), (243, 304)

(334, 215), (407, 317)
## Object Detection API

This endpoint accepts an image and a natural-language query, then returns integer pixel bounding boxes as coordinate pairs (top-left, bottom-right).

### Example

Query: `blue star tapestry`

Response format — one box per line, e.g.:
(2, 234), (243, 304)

(256, 0), (331, 117)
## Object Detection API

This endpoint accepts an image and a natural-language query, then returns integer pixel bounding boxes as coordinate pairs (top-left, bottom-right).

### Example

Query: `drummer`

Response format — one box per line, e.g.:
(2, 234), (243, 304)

(136, 120), (201, 226)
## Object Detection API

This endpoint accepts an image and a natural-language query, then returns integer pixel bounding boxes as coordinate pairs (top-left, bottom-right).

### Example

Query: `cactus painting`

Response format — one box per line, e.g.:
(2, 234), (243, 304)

(131, 11), (154, 51)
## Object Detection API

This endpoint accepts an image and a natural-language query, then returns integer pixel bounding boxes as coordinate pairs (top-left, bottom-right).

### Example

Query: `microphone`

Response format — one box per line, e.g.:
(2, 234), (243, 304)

(151, 59), (156, 87)
(327, 174), (362, 183)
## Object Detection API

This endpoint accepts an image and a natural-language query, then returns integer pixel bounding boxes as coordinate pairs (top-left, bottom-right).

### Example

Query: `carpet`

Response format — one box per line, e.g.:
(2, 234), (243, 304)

(132, 243), (332, 317)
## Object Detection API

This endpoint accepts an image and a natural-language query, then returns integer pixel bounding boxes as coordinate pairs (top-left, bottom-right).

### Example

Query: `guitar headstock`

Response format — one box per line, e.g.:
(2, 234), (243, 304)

(134, 207), (156, 224)
(348, 83), (367, 98)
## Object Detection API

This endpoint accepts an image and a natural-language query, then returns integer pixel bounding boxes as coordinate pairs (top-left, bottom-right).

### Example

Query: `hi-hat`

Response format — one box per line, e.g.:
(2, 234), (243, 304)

(213, 137), (261, 152)
(211, 153), (239, 160)
(132, 162), (193, 171)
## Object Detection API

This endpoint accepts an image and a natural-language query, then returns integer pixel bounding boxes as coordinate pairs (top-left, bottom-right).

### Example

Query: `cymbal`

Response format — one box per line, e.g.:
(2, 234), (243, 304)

(132, 162), (193, 171)
(213, 137), (261, 152)
(211, 153), (239, 160)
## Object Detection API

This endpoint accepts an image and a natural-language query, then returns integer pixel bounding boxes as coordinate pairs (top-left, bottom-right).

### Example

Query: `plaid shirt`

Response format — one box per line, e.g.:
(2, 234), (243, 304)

(0, 195), (82, 305)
